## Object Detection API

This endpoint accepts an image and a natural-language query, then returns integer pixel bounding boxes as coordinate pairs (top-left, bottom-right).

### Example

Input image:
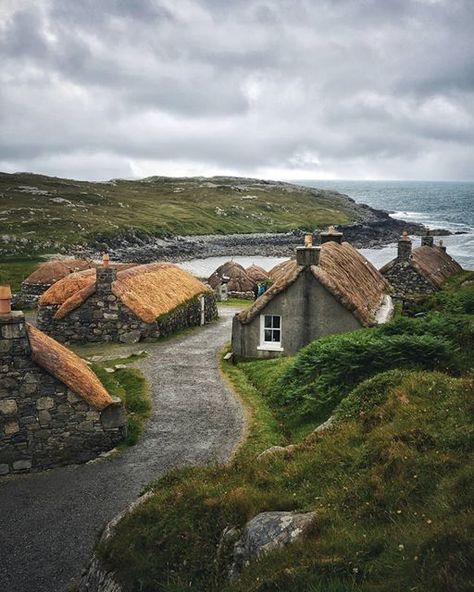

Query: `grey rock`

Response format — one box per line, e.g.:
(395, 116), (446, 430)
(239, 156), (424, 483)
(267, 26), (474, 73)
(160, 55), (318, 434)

(256, 445), (296, 461)
(118, 330), (141, 344)
(314, 415), (336, 433)
(230, 511), (317, 579)
(0, 398), (18, 415)
(0, 463), (9, 475)
(13, 459), (32, 471)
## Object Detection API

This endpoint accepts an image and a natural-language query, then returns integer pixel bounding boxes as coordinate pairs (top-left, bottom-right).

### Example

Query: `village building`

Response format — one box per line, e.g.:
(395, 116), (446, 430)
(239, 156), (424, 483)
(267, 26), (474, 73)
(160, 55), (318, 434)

(232, 233), (393, 359)
(37, 259), (218, 344)
(0, 286), (126, 476)
(15, 259), (95, 308)
(208, 261), (256, 299)
(15, 258), (137, 308)
(246, 264), (270, 283)
(380, 233), (463, 298)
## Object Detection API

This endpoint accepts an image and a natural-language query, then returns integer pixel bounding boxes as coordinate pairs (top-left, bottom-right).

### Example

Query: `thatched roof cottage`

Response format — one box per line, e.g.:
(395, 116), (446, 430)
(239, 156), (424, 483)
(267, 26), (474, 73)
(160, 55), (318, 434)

(37, 260), (217, 344)
(246, 264), (270, 283)
(380, 233), (463, 298)
(208, 261), (256, 299)
(16, 259), (95, 307)
(0, 288), (126, 475)
(16, 258), (137, 308)
(232, 233), (393, 359)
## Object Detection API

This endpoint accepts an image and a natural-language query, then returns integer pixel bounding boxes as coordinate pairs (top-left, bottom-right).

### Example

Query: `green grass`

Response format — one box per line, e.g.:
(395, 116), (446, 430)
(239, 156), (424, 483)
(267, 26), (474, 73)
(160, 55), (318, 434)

(93, 361), (152, 447)
(218, 298), (254, 308)
(0, 172), (362, 257)
(96, 281), (474, 592)
(0, 256), (44, 292)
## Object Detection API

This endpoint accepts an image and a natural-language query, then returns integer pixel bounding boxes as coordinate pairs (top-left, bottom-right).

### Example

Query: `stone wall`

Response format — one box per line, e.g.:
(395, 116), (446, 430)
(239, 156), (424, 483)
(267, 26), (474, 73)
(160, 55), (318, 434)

(382, 261), (436, 299)
(37, 290), (218, 345)
(12, 281), (49, 309)
(0, 311), (126, 476)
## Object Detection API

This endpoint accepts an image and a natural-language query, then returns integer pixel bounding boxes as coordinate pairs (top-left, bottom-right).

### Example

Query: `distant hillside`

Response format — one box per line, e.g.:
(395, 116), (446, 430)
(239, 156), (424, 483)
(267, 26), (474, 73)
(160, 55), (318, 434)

(0, 172), (378, 257)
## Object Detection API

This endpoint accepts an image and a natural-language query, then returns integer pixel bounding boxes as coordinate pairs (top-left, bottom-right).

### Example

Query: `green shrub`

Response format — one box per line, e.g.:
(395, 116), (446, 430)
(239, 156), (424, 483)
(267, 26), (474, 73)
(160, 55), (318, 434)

(274, 331), (459, 422)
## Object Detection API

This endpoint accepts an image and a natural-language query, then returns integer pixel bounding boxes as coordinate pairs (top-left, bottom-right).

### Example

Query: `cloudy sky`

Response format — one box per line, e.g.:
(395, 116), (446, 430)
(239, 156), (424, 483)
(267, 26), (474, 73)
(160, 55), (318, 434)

(1, 0), (473, 181)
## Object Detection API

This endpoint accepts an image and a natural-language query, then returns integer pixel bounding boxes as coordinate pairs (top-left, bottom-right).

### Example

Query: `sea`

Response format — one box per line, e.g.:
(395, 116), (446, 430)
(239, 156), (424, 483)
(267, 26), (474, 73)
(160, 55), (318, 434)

(179, 180), (474, 276)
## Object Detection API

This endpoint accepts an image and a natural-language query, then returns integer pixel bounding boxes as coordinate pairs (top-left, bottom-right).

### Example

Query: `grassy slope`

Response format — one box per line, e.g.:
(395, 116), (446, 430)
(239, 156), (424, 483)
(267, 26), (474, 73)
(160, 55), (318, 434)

(98, 278), (474, 592)
(92, 356), (152, 447)
(0, 172), (360, 257)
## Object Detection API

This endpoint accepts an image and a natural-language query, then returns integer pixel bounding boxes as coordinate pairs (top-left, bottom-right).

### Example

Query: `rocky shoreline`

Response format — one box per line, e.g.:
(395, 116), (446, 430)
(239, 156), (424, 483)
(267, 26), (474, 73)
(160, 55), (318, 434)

(71, 213), (439, 264)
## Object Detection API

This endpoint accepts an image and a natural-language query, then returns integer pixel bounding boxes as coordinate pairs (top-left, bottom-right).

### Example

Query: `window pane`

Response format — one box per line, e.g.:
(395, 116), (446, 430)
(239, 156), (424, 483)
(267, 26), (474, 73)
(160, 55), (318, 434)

(264, 329), (272, 342)
(273, 316), (280, 329)
(264, 316), (272, 328)
(272, 330), (281, 342)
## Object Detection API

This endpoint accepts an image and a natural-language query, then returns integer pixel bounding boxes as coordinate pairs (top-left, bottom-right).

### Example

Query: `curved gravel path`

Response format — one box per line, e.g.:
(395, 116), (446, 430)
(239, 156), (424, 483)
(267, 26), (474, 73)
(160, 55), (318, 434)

(0, 308), (244, 592)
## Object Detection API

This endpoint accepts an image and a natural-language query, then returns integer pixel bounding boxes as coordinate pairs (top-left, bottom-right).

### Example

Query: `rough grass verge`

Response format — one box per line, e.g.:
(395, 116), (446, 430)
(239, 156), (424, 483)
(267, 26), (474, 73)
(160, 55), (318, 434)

(92, 363), (152, 447)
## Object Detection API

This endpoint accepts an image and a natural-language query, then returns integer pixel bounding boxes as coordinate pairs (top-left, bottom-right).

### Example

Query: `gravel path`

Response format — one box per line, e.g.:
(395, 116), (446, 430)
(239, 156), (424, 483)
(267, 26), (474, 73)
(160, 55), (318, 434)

(0, 307), (244, 592)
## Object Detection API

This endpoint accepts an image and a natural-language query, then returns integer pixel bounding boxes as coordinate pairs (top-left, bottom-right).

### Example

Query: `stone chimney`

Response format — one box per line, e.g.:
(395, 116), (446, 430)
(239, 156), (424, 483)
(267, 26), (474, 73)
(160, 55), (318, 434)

(320, 225), (343, 245)
(438, 239), (447, 253)
(296, 245), (321, 267)
(0, 286), (30, 358)
(96, 255), (117, 296)
(398, 231), (412, 262)
(421, 230), (434, 247)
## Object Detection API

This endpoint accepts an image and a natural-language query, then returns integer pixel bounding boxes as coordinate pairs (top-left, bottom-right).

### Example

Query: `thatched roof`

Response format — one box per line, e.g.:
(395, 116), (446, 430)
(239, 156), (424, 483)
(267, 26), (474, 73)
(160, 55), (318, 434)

(246, 264), (270, 283)
(380, 245), (463, 288)
(26, 324), (113, 410)
(208, 261), (256, 293)
(269, 259), (296, 283)
(40, 263), (212, 323)
(238, 241), (389, 327)
(24, 259), (95, 285)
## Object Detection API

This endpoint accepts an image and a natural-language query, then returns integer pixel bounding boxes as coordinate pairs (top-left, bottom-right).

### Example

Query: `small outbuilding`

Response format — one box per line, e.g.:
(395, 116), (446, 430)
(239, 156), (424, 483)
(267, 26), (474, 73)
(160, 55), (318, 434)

(208, 261), (256, 299)
(37, 260), (218, 344)
(380, 233), (463, 298)
(246, 264), (270, 283)
(0, 287), (126, 475)
(16, 259), (95, 308)
(232, 234), (393, 360)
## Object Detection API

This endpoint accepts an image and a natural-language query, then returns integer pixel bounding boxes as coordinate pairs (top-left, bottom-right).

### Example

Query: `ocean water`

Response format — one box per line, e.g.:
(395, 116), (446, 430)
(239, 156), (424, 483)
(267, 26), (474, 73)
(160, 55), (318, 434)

(301, 180), (474, 270)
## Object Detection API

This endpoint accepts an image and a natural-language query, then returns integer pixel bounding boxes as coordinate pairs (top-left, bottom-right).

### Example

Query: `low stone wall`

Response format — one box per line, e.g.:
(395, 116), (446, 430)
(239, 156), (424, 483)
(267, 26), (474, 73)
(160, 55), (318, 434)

(37, 293), (218, 345)
(382, 262), (435, 299)
(0, 312), (127, 476)
(78, 491), (154, 592)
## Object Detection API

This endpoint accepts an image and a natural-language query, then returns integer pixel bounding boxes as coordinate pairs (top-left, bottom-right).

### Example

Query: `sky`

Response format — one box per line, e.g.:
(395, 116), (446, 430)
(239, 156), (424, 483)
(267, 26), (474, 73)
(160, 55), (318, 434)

(1, 0), (473, 182)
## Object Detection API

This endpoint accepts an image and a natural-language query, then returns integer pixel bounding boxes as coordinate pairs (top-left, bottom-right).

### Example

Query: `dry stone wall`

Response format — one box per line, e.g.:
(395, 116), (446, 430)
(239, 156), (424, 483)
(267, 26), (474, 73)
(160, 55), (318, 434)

(38, 289), (218, 345)
(382, 261), (435, 299)
(0, 311), (126, 476)
(13, 281), (50, 309)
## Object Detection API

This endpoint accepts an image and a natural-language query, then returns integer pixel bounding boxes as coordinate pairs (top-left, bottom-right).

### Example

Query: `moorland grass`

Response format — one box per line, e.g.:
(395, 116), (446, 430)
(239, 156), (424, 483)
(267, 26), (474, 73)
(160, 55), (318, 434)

(93, 363), (152, 447)
(96, 279), (474, 592)
(0, 172), (357, 257)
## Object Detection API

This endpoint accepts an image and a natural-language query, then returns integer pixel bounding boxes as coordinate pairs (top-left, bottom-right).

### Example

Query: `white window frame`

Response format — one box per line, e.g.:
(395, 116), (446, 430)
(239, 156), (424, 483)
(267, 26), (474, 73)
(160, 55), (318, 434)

(257, 314), (284, 352)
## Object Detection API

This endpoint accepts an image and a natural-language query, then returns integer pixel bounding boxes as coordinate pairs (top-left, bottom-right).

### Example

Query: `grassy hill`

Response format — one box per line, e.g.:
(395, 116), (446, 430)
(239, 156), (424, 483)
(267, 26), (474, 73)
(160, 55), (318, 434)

(98, 274), (474, 592)
(0, 172), (367, 257)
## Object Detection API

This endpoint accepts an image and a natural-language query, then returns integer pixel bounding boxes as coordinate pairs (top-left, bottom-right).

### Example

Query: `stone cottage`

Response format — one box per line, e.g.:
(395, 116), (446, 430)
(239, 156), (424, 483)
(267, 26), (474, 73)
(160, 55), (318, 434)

(246, 264), (270, 283)
(0, 286), (126, 476)
(208, 261), (256, 299)
(380, 233), (463, 298)
(15, 258), (137, 308)
(15, 259), (95, 308)
(37, 260), (218, 344)
(232, 233), (393, 360)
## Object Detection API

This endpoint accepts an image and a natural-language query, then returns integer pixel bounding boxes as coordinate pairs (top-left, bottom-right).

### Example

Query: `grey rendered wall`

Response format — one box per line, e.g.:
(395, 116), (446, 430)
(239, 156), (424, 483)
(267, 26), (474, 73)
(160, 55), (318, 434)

(232, 270), (361, 359)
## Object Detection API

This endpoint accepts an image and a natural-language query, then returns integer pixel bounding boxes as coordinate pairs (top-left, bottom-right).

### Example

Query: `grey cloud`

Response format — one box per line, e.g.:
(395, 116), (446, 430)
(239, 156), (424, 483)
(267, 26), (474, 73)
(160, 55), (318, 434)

(0, 0), (473, 180)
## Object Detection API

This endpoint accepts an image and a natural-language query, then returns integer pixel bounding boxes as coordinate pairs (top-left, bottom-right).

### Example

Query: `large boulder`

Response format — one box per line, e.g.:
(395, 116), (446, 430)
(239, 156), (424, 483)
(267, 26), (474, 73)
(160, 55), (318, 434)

(230, 511), (317, 579)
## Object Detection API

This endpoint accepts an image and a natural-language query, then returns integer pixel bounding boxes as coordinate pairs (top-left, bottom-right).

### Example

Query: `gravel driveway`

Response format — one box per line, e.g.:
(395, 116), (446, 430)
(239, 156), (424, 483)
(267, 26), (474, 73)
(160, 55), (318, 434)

(0, 307), (244, 592)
